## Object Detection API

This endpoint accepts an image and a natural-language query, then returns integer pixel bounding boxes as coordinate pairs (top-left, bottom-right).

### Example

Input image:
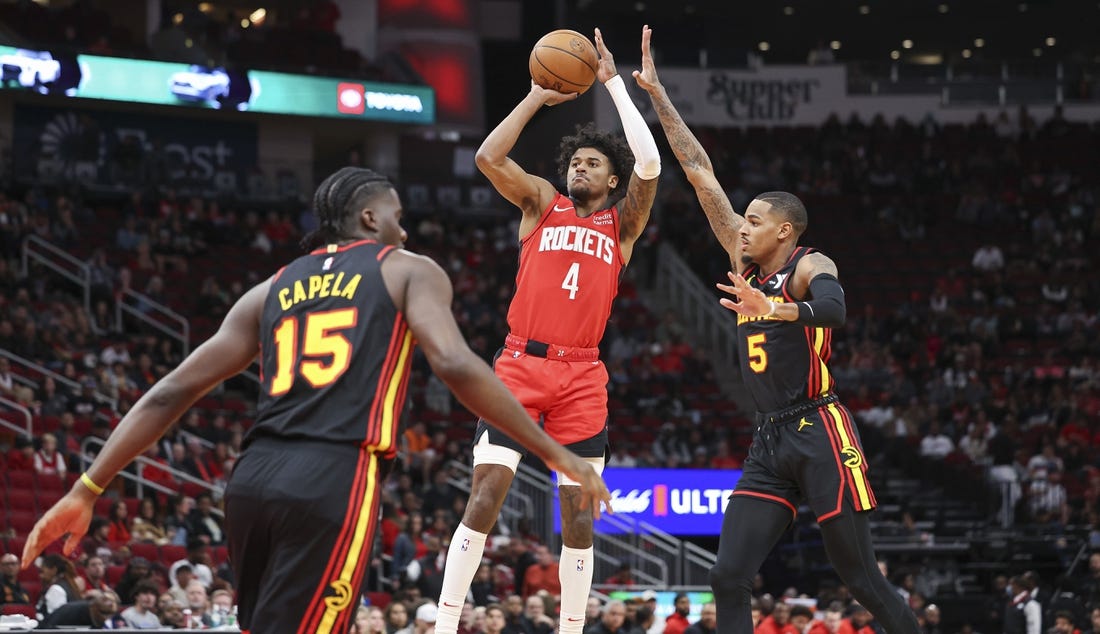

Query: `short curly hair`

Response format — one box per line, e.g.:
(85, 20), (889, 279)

(556, 122), (634, 201)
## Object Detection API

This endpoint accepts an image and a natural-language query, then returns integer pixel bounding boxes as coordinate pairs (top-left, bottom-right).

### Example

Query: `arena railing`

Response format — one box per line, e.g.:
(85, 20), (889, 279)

(654, 242), (739, 388)
(21, 234), (92, 319)
(116, 288), (191, 358)
(0, 395), (33, 437)
(79, 436), (225, 515)
(0, 348), (117, 413)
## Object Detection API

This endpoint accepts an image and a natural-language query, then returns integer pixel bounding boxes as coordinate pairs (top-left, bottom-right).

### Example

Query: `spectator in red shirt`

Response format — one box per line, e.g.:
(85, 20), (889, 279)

(522, 545), (560, 598)
(665, 593), (692, 634)
(710, 439), (743, 470)
(809, 604), (855, 634)
(756, 602), (798, 634)
(106, 500), (132, 544)
(603, 563), (635, 587)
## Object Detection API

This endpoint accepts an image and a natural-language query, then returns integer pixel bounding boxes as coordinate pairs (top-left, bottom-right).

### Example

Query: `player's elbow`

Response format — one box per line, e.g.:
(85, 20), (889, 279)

(821, 298), (846, 328)
(474, 147), (504, 172)
(634, 157), (661, 180)
(425, 348), (476, 387)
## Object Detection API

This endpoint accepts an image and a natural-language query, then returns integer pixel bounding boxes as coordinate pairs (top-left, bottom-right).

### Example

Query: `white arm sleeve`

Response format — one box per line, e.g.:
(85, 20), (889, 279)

(604, 75), (661, 180)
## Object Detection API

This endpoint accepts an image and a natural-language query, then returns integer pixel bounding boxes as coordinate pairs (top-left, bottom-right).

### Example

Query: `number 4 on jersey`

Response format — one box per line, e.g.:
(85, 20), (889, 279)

(561, 262), (580, 300)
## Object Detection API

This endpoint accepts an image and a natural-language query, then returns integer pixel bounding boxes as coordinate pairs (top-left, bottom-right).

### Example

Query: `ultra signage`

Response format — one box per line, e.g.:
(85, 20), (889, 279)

(0, 45), (434, 124)
(553, 468), (742, 536)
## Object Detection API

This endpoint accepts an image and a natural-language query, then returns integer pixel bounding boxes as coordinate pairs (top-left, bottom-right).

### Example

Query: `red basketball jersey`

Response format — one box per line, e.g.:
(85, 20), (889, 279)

(506, 193), (624, 348)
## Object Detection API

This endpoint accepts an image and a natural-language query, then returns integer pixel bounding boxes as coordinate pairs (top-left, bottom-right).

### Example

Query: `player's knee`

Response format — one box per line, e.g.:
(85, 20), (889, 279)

(708, 561), (753, 599)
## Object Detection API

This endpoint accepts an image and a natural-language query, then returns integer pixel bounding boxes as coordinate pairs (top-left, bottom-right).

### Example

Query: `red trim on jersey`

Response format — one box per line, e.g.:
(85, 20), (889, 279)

(271, 266), (288, 283)
(804, 327), (819, 398)
(819, 404), (850, 520)
(364, 315), (407, 446)
(731, 490), (798, 518)
(376, 245), (395, 261)
(309, 239), (378, 255)
(756, 247), (803, 285)
(297, 449), (371, 634)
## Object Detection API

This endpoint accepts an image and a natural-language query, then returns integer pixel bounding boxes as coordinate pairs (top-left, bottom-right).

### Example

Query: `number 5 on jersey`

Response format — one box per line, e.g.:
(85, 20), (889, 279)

(562, 262), (580, 300)
(746, 332), (768, 373)
(270, 307), (358, 395)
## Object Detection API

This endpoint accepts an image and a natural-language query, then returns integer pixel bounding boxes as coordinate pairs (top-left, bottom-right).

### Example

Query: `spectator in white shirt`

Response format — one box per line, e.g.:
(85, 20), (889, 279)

(919, 422), (955, 460)
(972, 245), (1005, 272)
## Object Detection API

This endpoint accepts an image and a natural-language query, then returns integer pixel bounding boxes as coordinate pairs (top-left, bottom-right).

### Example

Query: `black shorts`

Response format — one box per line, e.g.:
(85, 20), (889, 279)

(225, 437), (391, 633)
(732, 397), (877, 524)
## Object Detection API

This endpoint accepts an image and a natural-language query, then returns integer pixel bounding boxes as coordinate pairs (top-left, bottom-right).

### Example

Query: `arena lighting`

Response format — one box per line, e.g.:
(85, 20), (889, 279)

(858, 5), (870, 14)
(902, 39), (914, 49)
(962, 48), (972, 58)
(783, 5), (794, 15)
(1046, 37), (1056, 46)
(249, 8), (267, 25)
(1033, 48), (1042, 57)
(830, 40), (841, 50)
(938, 3), (949, 13)
(198, 2), (213, 12)
(172, 12), (184, 25)
(911, 53), (943, 65)
(975, 38), (986, 47)
(758, 41), (770, 51)
(890, 50), (900, 59)
(240, 18), (250, 28)
(1018, 2), (1028, 10)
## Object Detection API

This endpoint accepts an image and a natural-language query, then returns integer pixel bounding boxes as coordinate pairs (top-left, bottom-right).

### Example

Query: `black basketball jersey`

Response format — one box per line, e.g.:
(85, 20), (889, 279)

(736, 246), (835, 412)
(249, 239), (413, 456)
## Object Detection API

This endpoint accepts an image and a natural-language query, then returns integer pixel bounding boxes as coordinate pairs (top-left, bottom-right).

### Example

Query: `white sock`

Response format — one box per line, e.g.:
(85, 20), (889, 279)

(435, 523), (488, 634)
(558, 545), (594, 634)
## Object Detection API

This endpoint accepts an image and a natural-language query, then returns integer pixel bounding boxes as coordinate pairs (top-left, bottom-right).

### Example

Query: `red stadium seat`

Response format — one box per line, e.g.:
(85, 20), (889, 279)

(107, 564), (126, 585)
(7, 511), (37, 536)
(366, 591), (392, 609)
(5, 488), (36, 511)
(7, 471), (34, 489)
(36, 473), (64, 493)
(129, 542), (159, 562)
(1, 604), (36, 618)
(160, 544), (187, 565)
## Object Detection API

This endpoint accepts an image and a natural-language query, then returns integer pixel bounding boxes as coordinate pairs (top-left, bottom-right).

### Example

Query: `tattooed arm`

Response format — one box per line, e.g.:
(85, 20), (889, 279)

(632, 26), (745, 270)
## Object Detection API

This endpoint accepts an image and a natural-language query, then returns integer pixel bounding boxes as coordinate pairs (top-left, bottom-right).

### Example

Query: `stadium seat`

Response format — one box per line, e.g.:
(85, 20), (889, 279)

(160, 544), (187, 564)
(366, 591), (392, 609)
(7, 510), (36, 535)
(1, 604), (35, 618)
(7, 471), (34, 490)
(107, 564), (126, 585)
(36, 473), (64, 493)
(129, 542), (159, 562)
(5, 488), (36, 512)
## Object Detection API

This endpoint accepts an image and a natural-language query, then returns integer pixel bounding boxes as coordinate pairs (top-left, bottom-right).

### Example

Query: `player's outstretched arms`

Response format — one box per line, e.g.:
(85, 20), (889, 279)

(633, 25), (744, 262)
(22, 282), (268, 567)
(395, 252), (612, 517)
(475, 82), (571, 219)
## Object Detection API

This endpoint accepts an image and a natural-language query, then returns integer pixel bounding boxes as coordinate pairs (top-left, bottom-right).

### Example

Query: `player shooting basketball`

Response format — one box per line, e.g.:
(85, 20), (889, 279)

(434, 26), (660, 634)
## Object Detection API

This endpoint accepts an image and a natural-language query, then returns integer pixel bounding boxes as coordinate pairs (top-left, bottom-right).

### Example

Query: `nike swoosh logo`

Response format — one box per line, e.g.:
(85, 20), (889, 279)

(443, 602), (460, 607)
(553, 204), (573, 212)
(566, 618), (584, 622)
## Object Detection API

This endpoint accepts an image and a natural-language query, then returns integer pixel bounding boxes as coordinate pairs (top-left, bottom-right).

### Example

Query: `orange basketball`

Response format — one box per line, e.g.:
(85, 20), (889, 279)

(528, 29), (598, 95)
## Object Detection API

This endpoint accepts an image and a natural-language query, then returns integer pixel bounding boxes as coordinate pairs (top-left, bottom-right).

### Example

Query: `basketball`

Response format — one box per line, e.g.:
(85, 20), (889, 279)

(528, 29), (599, 95)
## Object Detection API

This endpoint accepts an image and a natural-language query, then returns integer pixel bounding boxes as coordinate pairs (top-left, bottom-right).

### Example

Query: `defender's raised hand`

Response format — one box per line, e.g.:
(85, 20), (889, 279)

(593, 27), (618, 83)
(717, 271), (775, 318)
(632, 25), (661, 93)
